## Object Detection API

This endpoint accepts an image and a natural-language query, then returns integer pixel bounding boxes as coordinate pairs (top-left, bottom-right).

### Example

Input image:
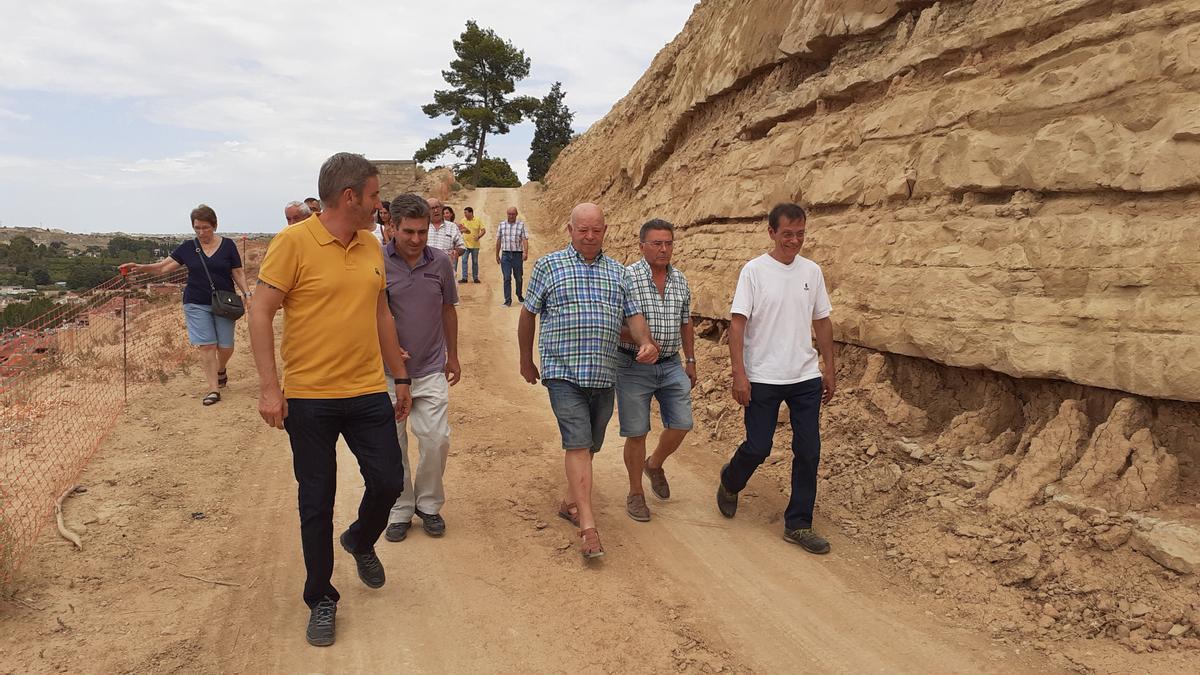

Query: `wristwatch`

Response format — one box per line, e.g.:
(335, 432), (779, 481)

(394, 378), (412, 385)
(685, 357), (696, 364)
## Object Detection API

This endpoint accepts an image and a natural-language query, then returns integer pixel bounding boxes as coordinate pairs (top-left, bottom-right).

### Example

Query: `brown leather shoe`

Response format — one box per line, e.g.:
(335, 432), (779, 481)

(644, 463), (670, 500)
(626, 493), (651, 522)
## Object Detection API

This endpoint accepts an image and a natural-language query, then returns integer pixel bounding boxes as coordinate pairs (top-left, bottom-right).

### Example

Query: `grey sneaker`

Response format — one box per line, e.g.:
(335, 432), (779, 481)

(416, 510), (446, 537)
(716, 464), (738, 518)
(783, 527), (831, 554)
(384, 521), (411, 542)
(340, 530), (385, 588)
(644, 463), (670, 500)
(626, 493), (651, 522)
(306, 597), (337, 647)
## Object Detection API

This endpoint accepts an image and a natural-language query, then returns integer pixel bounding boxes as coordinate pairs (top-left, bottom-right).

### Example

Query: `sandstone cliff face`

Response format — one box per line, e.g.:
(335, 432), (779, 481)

(541, 0), (1200, 402)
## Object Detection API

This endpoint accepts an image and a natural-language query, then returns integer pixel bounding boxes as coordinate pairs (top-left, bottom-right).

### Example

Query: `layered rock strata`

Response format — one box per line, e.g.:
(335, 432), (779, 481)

(541, 0), (1200, 401)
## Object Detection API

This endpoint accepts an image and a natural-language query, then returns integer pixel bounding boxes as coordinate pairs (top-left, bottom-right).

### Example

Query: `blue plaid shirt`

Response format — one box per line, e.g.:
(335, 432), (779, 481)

(523, 245), (641, 388)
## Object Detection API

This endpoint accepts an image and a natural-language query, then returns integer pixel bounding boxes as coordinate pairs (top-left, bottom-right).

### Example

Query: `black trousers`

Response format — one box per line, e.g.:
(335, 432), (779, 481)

(721, 378), (822, 530)
(284, 393), (404, 607)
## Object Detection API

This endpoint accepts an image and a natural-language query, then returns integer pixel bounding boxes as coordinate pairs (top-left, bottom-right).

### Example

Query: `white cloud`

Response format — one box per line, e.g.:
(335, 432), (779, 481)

(0, 0), (695, 233)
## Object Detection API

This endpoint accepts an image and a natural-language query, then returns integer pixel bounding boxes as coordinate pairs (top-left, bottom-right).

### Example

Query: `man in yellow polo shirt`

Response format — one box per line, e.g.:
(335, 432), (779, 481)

(249, 152), (412, 648)
(457, 205), (486, 283)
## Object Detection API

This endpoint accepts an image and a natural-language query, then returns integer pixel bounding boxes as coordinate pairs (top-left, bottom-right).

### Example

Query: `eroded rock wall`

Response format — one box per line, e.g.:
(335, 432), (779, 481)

(541, 0), (1200, 402)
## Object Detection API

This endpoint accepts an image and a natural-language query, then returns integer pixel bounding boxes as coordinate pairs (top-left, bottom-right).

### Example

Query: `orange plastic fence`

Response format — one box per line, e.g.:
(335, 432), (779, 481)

(0, 238), (267, 583)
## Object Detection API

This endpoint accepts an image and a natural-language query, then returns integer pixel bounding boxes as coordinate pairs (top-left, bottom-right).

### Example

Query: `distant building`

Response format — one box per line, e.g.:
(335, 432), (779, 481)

(371, 159), (420, 198)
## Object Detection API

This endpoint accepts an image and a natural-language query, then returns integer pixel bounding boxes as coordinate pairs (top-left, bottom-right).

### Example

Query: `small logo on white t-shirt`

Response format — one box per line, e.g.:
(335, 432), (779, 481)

(804, 282), (810, 291)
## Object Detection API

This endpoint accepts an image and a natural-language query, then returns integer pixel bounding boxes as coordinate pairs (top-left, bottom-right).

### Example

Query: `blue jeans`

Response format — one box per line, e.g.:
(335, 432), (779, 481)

(500, 250), (524, 304)
(459, 248), (479, 281)
(615, 352), (694, 437)
(284, 393), (404, 607)
(721, 378), (822, 530)
(544, 379), (615, 452)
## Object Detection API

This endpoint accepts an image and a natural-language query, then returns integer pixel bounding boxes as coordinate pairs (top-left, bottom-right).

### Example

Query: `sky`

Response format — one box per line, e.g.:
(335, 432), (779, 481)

(0, 0), (695, 234)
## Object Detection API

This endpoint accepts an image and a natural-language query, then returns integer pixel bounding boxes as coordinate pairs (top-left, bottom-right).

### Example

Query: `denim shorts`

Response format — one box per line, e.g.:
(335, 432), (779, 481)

(182, 302), (236, 348)
(544, 379), (615, 452)
(615, 353), (694, 437)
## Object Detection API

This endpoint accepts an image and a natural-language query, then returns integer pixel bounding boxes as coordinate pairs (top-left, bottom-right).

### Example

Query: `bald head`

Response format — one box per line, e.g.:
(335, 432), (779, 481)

(569, 202), (603, 228)
(568, 202), (606, 261)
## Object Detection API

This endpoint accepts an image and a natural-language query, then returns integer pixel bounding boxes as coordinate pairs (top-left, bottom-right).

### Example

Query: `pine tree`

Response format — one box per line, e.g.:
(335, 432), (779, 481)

(526, 82), (575, 183)
(414, 21), (538, 185)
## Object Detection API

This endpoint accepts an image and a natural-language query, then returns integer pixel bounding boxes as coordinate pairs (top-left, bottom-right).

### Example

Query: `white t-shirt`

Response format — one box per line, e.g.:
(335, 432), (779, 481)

(730, 253), (832, 385)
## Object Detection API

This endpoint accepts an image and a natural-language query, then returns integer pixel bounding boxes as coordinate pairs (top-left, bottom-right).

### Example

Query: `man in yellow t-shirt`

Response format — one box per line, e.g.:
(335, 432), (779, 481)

(456, 205), (486, 283)
(249, 152), (413, 648)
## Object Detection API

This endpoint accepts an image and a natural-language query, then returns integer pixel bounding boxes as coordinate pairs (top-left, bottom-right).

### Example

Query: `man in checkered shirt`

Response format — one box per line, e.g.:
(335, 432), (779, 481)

(425, 196), (465, 266)
(517, 202), (658, 560)
(494, 206), (529, 306)
(614, 219), (696, 523)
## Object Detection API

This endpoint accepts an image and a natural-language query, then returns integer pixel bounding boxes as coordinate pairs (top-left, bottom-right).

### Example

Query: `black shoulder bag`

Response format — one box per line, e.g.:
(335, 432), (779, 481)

(195, 238), (245, 320)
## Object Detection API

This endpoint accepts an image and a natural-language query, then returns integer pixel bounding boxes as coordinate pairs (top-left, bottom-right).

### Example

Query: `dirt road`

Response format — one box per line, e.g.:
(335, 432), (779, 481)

(2, 187), (1070, 673)
(220, 187), (1055, 673)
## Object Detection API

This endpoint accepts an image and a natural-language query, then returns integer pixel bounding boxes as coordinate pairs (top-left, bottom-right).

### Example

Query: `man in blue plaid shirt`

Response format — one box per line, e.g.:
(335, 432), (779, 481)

(518, 202), (658, 560)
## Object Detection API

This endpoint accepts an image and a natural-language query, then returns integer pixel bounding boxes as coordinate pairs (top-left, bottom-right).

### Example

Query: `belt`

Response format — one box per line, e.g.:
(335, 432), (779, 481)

(619, 347), (678, 365)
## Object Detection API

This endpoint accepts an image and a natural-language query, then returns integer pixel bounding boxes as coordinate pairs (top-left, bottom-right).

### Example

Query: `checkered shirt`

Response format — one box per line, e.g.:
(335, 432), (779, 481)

(523, 245), (642, 388)
(496, 219), (529, 252)
(619, 259), (691, 356)
(427, 221), (465, 254)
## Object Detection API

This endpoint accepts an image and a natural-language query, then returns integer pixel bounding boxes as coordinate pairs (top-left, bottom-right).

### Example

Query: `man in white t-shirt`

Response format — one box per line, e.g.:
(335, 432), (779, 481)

(716, 203), (837, 555)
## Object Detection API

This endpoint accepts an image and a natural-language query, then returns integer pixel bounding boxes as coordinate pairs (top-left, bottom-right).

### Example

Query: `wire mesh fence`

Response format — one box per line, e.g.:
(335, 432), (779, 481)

(0, 238), (267, 583)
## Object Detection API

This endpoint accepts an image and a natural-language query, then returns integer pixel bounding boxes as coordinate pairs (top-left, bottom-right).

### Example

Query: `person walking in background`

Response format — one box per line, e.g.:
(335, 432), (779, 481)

(304, 197), (322, 217)
(285, 200), (312, 226)
(381, 194), (461, 543)
(442, 205), (456, 224)
(376, 200), (393, 244)
(457, 205), (486, 283)
(495, 206), (528, 306)
(250, 152), (412, 647)
(615, 219), (696, 522)
(518, 202), (658, 559)
(121, 204), (250, 406)
(717, 203), (837, 555)
(425, 197), (465, 267)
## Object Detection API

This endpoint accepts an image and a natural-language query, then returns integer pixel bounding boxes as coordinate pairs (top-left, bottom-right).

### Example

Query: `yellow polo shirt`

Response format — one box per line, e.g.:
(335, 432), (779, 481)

(460, 216), (484, 248)
(258, 215), (387, 398)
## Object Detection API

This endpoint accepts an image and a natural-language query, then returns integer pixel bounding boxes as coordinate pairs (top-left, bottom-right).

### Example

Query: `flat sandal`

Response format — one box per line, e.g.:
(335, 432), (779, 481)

(580, 527), (604, 559)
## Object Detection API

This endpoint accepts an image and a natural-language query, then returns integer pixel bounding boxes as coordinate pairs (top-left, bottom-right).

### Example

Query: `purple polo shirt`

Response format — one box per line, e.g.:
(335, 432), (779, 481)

(383, 243), (459, 378)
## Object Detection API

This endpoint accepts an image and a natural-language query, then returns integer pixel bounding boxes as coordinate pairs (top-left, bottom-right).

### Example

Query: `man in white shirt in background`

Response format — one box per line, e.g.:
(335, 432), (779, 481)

(716, 202), (837, 555)
(425, 196), (465, 267)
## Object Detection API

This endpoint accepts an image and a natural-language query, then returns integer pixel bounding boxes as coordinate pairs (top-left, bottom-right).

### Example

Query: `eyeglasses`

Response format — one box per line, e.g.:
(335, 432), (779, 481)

(642, 240), (674, 248)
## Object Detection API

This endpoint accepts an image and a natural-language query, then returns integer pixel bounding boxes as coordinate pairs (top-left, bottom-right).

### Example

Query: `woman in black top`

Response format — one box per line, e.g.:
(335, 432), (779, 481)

(122, 204), (251, 405)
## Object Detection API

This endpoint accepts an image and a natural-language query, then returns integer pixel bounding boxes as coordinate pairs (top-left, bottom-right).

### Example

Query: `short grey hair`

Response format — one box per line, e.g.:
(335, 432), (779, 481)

(389, 193), (431, 223)
(285, 200), (311, 216)
(317, 152), (379, 204)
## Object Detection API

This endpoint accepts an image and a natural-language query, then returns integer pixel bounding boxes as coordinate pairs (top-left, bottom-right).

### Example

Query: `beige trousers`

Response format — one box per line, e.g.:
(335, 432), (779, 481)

(387, 373), (451, 523)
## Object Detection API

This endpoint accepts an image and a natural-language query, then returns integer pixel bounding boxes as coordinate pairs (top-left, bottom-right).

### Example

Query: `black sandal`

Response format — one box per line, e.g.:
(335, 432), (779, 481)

(202, 391), (221, 406)
(217, 370), (228, 388)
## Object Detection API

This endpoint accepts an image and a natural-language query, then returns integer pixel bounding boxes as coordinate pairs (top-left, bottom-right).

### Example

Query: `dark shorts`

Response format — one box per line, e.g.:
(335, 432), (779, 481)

(544, 379), (615, 452)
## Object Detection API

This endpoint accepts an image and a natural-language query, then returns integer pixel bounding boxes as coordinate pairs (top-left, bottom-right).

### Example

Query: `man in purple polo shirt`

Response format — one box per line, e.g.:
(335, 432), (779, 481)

(381, 193), (462, 542)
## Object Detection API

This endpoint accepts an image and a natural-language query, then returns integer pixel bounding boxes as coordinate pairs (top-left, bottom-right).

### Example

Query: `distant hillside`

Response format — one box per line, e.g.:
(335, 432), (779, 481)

(0, 227), (271, 253)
